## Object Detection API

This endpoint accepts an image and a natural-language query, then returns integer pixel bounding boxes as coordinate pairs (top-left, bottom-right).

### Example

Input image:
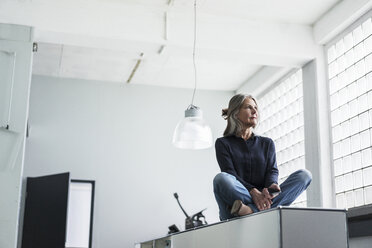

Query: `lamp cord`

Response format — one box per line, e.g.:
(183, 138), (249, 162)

(191, 0), (197, 106)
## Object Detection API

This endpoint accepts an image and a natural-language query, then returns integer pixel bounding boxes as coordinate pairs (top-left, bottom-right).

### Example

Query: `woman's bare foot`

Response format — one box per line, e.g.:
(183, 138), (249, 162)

(231, 200), (253, 216)
(238, 203), (253, 216)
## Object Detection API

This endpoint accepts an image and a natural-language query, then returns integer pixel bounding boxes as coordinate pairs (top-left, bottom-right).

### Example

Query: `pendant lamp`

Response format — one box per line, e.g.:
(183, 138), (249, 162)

(172, 0), (213, 150)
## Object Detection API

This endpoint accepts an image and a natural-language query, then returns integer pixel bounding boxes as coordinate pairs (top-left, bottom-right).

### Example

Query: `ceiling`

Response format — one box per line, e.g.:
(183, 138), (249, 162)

(0, 0), (346, 91)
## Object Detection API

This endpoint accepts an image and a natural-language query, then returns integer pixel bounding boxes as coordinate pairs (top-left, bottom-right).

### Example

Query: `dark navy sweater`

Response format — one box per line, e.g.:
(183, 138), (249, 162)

(215, 134), (279, 191)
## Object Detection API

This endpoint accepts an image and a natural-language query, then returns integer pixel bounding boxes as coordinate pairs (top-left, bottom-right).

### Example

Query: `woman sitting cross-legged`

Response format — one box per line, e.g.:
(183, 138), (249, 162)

(213, 94), (312, 221)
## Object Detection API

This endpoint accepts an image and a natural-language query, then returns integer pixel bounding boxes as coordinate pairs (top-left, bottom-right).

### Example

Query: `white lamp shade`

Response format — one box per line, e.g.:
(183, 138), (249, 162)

(0, 127), (22, 172)
(173, 116), (213, 150)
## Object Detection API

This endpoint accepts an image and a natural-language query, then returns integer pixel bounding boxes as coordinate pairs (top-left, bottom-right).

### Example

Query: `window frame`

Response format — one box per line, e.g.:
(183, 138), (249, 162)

(256, 68), (307, 206)
(325, 9), (372, 236)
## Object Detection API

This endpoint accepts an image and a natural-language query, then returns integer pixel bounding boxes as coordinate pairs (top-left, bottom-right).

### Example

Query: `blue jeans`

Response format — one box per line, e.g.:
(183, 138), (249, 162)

(213, 169), (312, 220)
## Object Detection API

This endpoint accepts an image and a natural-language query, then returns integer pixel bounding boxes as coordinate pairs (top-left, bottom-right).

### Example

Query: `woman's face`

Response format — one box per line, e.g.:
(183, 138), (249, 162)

(237, 97), (258, 127)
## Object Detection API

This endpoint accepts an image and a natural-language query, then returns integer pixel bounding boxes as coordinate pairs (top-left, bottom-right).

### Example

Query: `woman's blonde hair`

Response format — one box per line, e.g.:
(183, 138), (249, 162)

(222, 94), (258, 137)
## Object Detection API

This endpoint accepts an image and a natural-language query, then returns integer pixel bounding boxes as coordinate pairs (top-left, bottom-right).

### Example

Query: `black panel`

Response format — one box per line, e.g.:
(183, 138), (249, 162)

(348, 218), (372, 237)
(347, 203), (372, 238)
(21, 172), (70, 248)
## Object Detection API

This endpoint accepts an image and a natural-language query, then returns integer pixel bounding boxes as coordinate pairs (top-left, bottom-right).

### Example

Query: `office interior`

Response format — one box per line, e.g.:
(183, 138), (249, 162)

(0, 0), (372, 247)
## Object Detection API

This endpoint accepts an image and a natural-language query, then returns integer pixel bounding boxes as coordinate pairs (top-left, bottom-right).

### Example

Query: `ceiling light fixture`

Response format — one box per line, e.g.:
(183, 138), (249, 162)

(127, 52), (144, 83)
(172, 0), (213, 150)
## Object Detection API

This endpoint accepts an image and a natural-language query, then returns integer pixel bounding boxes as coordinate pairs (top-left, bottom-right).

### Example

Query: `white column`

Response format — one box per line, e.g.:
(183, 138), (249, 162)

(302, 46), (335, 208)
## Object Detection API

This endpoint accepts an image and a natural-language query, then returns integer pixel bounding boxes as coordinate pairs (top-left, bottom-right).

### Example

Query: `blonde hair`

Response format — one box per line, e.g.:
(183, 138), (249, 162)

(222, 94), (258, 137)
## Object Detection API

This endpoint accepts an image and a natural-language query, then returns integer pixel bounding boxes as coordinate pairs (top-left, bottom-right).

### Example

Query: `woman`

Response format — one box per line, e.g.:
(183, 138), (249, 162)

(213, 94), (312, 221)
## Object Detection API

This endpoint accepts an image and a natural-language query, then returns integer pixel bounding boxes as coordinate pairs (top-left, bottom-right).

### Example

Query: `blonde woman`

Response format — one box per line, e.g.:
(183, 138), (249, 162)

(213, 94), (312, 220)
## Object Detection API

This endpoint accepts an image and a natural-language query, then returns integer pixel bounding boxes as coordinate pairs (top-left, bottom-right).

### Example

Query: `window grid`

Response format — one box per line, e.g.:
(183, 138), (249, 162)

(327, 17), (372, 209)
(257, 69), (307, 207)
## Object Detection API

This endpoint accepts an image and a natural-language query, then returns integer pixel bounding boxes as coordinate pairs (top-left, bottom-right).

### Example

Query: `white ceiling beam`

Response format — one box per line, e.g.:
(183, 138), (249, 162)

(313, 0), (372, 45)
(167, 11), (317, 67)
(0, 0), (317, 68)
(236, 66), (292, 97)
(33, 30), (162, 56)
(0, 0), (166, 44)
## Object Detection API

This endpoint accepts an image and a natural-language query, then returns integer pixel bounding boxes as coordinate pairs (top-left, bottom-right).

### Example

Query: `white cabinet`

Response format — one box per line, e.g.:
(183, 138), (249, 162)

(137, 207), (348, 248)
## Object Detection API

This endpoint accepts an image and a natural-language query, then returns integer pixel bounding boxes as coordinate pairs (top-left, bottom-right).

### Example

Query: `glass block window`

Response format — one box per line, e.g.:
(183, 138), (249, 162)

(256, 69), (306, 206)
(327, 16), (372, 209)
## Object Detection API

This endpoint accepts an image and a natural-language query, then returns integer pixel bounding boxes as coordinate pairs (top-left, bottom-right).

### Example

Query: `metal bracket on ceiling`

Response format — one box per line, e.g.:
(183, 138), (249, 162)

(33, 42), (38, 52)
(158, 45), (165, 54)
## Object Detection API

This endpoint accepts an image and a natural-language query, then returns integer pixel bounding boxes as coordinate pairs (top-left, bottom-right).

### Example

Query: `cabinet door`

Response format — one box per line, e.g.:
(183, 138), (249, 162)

(22, 173), (70, 248)
(0, 49), (22, 172)
(0, 49), (15, 126)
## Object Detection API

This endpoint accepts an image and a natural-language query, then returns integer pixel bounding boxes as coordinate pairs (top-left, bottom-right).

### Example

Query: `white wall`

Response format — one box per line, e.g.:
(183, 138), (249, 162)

(23, 75), (233, 248)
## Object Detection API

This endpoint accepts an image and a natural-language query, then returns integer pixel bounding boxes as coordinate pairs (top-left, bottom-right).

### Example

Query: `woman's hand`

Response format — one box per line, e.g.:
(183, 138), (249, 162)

(250, 188), (272, 211)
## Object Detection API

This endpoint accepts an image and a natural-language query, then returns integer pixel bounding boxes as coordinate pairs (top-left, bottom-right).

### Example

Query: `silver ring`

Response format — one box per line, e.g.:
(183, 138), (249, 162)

(263, 204), (267, 207)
